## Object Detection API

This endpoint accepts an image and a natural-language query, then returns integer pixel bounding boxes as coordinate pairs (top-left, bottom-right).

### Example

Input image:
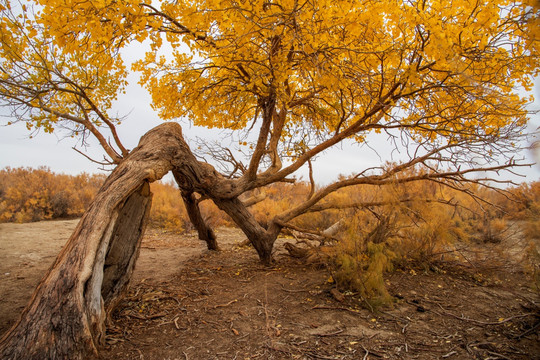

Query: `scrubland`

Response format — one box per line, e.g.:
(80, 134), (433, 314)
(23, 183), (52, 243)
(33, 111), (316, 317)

(1, 167), (539, 359)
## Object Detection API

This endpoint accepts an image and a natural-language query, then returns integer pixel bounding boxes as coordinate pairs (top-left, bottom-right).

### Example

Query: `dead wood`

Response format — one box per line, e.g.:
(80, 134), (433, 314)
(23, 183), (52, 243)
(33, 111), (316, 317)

(280, 219), (345, 245)
(0, 122), (280, 358)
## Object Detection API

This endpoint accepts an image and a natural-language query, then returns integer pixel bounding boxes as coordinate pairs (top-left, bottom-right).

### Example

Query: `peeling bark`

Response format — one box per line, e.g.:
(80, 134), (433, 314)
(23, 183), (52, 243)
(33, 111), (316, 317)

(0, 124), (178, 359)
(0, 182), (152, 359)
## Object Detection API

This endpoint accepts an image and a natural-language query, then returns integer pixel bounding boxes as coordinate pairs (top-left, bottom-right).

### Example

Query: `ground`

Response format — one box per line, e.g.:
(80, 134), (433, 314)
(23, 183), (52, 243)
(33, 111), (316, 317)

(0, 220), (538, 359)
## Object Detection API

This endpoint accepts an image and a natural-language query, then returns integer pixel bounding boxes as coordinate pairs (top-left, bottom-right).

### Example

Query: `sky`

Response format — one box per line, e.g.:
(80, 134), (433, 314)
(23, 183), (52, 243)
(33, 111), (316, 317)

(1, 49), (539, 186)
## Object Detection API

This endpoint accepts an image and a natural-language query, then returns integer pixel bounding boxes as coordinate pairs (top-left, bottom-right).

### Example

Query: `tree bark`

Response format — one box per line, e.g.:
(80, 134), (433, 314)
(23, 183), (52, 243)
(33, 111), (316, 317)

(0, 124), (180, 359)
(180, 189), (219, 250)
(0, 183), (153, 360)
(213, 197), (281, 265)
(0, 122), (283, 358)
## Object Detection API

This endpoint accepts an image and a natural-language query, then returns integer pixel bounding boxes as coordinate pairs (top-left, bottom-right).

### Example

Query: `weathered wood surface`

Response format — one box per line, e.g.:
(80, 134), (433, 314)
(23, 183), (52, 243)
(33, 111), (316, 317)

(0, 122), (284, 359)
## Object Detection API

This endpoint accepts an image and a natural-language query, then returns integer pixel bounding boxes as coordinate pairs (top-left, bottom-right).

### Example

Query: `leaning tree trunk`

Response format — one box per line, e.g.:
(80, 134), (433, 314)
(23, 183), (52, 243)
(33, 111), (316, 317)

(0, 122), (283, 359)
(213, 197), (281, 265)
(0, 124), (181, 359)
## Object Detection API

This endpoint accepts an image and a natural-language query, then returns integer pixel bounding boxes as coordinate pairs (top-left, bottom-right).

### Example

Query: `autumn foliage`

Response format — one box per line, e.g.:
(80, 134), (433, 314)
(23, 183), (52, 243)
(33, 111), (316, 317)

(1, 166), (539, 303)
(0, 167), (233, 232)
(0, 167), (106, 223)
(328, 179), (540, 305)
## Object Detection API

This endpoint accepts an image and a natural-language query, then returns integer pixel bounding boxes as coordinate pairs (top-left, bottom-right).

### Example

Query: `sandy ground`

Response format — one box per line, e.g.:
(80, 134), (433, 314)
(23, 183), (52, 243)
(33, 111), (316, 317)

(0, 219), (211, 334)
(0, 219), (76, 333)
(1, 219), (539, 359)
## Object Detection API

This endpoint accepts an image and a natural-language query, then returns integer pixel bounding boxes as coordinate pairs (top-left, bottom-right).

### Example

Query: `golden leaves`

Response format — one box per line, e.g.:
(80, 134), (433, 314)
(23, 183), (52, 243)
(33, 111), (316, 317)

(0, 0), (131, 137)
(2, 0), (538, 150)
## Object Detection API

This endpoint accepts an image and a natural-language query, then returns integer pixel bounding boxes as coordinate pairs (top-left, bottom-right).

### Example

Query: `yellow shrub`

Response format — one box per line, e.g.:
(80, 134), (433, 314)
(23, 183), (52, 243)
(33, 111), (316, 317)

(0, 167), (105, 222)
(149, 181), (188, 233)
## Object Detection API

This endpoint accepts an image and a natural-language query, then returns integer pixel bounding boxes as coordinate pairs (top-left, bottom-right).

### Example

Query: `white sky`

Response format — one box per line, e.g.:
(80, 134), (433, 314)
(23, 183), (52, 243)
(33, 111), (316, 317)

(1, 52), (539, 185)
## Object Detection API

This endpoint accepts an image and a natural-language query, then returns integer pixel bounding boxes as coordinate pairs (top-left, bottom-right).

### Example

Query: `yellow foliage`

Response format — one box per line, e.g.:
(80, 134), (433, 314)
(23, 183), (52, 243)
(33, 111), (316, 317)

(0, 167), (106, 222)
(2, 0), (534, 158)
(148, 181), (187, 233)
(0, 168), (236, 235)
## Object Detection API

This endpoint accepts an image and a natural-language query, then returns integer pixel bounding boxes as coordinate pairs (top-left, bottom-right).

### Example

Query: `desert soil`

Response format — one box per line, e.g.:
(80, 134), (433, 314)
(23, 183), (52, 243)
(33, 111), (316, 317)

(0, 219), (538, 359)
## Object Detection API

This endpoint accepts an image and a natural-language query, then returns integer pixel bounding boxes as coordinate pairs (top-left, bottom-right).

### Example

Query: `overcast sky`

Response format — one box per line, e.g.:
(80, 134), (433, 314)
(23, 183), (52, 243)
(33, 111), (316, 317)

(1, 56), (539, 185)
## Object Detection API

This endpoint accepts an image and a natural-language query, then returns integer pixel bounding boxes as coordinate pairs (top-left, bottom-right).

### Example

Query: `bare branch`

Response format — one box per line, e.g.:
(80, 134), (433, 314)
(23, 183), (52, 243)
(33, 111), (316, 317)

(71, 147), (113, 166)
(275, 158), (531, 224)
(307, 159), (315, 200)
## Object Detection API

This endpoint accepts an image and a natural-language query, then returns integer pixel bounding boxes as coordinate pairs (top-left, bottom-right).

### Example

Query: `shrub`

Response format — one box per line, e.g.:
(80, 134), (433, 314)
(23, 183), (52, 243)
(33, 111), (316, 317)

(0, 167), (233, 232)
(326, 180), (476, 308)
(148, 181), (188, 233)
(333, 220), (396, 308)
(0, 167), (105, 222)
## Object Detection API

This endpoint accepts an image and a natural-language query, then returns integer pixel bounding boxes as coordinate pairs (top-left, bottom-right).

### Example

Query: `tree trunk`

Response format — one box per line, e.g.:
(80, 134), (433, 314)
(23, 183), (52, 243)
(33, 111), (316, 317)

(213, 197), (281, 265)
(0, 122), (281, 358)
(180, 189), (219, 250)
(0, 183), (153, 360)
(0, 124), (181, 359)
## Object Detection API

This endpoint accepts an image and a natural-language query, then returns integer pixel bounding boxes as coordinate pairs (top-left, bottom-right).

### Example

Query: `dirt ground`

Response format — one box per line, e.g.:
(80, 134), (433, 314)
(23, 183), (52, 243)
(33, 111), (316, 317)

(0, 220), (539, 359)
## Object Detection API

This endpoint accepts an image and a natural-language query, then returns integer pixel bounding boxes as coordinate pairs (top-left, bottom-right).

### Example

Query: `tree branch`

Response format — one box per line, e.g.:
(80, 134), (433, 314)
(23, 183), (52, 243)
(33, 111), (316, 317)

(275, 158), (529, 224)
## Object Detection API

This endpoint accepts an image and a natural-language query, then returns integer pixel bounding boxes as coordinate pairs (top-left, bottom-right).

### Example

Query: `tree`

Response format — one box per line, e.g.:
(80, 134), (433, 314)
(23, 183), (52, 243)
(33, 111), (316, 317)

(1, 0), (538, 358)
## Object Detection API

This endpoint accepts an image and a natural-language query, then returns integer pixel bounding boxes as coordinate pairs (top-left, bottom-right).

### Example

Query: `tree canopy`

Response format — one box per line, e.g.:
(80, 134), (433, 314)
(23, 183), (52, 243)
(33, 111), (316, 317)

(1, 0), (538, 178)
(1, 0), (539, 253)
(0, 0), (538, 233)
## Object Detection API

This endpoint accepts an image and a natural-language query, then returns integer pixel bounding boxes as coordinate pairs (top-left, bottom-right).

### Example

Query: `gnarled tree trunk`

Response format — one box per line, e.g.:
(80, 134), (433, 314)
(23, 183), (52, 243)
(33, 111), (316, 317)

(0, 182), (152, 360)
(0, 122), (283, 359)
(213, 197), (281, 265)
(0, 125), (180, 359)
(172, 164), (220, 252)
(180, 189), (219, 250)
